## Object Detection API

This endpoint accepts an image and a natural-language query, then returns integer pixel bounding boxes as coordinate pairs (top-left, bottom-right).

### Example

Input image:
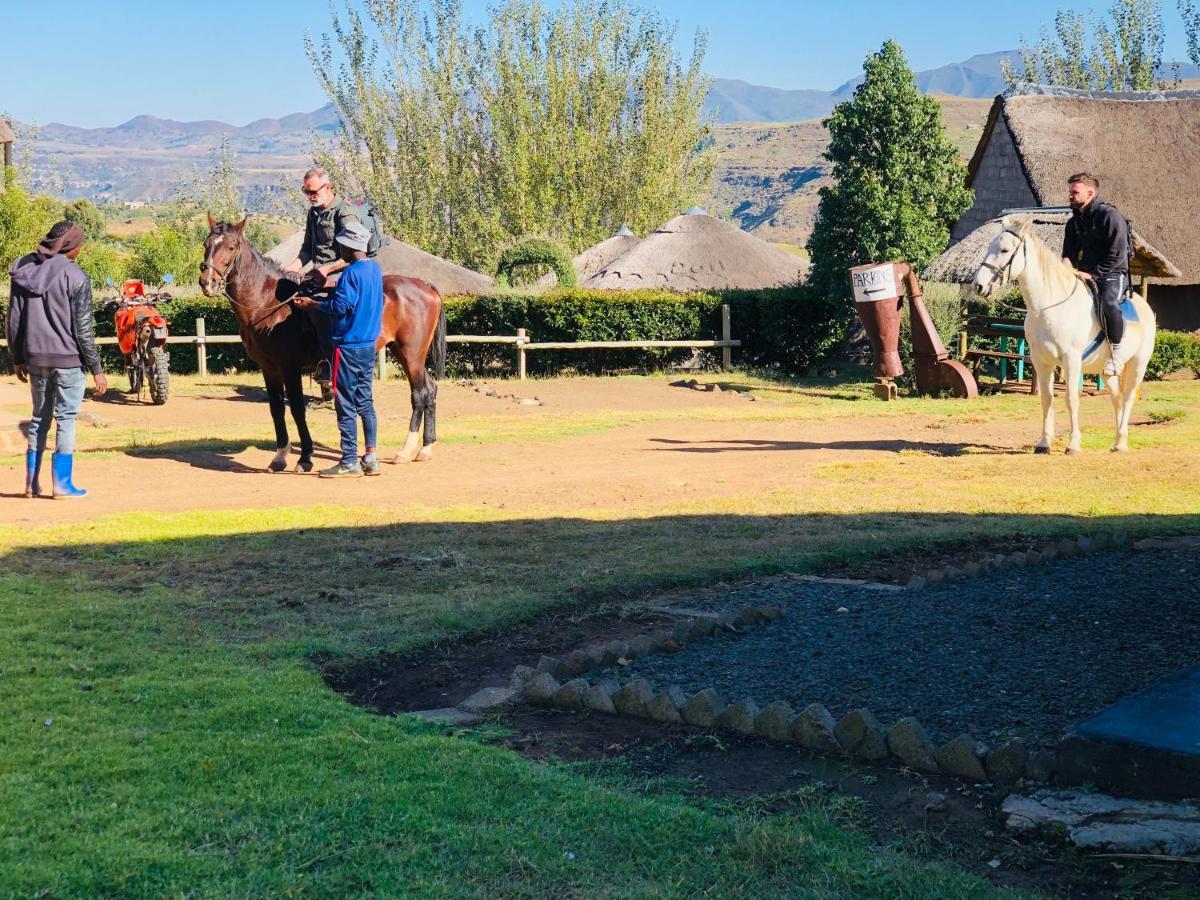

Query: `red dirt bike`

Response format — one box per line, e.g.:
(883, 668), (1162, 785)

(104, 277), (172, 404)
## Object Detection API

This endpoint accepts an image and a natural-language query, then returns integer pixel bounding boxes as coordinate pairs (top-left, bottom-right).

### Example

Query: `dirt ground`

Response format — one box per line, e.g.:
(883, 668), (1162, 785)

(1, 373), (1056, 526)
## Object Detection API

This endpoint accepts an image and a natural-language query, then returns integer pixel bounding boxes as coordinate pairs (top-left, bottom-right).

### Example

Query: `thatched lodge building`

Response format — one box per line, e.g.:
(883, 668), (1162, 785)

(948, 85), (1200, 330)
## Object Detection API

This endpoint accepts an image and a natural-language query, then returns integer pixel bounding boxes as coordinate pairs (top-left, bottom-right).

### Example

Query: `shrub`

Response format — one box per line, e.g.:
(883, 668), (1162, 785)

(63, 199), (107, 241)
(1146, 330), (1200, 381)
(77, 242), (127, 288)
(495, 237), (576, 289)
(128, 227), (204, 286)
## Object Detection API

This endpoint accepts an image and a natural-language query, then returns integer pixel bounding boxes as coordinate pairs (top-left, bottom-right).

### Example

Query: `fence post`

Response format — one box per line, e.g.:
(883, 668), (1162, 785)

(721, 304), (732, 372)
(376, 347), (387, 382)
(195, 317), (208, 379)
(517, 328), (527, 380)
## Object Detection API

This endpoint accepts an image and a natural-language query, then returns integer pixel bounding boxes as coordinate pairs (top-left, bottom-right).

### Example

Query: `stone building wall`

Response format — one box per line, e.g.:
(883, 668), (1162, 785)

(951, 114), (1037, 243)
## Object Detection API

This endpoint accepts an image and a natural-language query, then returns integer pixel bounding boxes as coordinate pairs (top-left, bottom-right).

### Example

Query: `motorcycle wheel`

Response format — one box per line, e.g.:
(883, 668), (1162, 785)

(148, 346), (170, 405)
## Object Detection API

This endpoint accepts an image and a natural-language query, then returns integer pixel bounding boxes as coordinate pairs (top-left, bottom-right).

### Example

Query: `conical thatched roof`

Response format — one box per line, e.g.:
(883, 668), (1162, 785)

(925, 209), (1180, 284)
(535, 227), (642, 287)
(266, 230), (494, 296)
(960, 86), (1200, 284)
(582, 209), (808, 291)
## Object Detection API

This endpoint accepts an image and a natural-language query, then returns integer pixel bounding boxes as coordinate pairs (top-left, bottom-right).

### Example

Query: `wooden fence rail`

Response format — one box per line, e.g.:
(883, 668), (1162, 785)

(2, 305), (739, 381)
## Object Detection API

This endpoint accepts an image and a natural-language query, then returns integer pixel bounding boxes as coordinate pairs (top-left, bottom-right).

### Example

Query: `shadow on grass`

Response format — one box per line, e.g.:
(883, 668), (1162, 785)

(122, 438), (341, 473)
(4, 510), (1197, 663)
(648, 437), (1022, 456)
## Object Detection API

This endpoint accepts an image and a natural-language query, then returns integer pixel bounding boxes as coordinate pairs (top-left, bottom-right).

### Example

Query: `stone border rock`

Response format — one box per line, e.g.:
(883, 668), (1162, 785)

(509, 597), (1059, 789)
(904, 531), (1132, 591)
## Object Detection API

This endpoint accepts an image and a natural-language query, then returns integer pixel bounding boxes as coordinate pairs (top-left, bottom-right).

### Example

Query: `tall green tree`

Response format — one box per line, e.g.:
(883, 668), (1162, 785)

(1181, 0), (1200, 64)
(307, 0), (714, 271)
(1001, 0), (1172, 90)
(0, 168), (61, 278)
(806, 40), (972, 309)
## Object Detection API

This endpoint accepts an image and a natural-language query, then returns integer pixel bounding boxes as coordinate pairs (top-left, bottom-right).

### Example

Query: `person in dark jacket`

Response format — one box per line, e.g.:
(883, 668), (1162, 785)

(282, 166), (366, 396)
(6, 221), (108, 498)
(292, 222), (383, 479)
(1062, 172), (1131, 376)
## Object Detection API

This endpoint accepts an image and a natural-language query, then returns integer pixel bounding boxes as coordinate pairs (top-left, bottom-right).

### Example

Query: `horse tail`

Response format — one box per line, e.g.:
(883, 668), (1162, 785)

(431, 290), (447, 381)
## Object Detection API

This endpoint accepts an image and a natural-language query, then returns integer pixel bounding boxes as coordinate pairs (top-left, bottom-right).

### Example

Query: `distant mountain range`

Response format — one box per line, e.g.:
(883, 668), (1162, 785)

(703, 51), (1022, 122)
(15, 48), (1200, 252)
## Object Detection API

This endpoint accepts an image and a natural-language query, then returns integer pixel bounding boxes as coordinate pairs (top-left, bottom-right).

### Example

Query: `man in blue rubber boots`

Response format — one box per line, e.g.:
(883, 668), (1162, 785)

(292, 221), (383, 479)
(7, 222), (107, 498)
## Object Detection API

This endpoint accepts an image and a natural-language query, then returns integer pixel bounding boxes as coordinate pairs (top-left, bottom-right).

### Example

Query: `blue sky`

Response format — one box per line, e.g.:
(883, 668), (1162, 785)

(2, 1), (1194, 127)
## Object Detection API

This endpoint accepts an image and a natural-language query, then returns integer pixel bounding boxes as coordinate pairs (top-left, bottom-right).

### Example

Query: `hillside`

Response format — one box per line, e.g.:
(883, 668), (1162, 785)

(706, 94), (992, 249)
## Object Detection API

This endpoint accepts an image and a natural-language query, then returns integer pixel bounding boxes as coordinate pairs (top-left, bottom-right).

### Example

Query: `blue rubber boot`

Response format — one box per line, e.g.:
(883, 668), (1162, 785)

(24, 449), (44, 498)
(51, 453), (87, 499)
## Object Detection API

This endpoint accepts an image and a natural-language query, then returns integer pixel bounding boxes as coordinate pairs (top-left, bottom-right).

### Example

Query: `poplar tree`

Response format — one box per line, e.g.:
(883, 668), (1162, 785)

(307, 0), (714, 271)
(1001, 0), (1172, 90)
(806, 40), (972, 307)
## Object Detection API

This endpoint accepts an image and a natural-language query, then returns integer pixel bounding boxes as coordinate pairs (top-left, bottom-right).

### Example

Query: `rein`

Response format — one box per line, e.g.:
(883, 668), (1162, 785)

(985, 227), (1086, 313)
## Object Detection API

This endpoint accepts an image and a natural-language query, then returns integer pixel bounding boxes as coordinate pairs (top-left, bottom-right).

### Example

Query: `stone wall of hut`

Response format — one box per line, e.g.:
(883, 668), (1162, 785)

(951, 114), (1038, 243)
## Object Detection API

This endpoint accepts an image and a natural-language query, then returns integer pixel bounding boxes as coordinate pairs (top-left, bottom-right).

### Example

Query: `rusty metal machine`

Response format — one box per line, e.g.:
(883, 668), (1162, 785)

(849, 261), (977, 399)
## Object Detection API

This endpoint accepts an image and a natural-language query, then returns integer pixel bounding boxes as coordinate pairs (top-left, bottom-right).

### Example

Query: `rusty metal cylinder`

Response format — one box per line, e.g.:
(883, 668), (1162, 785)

(849, 262), (905, 378)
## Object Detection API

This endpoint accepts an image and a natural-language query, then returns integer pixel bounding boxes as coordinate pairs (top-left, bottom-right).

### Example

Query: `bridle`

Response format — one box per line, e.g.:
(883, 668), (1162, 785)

(201, 230), (293, 321)
(200, 232), (243, 299)
(977, 227), (1025, 287)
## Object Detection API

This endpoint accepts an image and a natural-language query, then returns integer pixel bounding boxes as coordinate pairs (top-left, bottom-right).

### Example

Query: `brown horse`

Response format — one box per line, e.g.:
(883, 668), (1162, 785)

(198, 216), (445, 472)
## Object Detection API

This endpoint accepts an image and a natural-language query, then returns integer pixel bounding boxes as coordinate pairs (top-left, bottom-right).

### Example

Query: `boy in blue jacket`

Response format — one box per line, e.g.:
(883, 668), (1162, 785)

(293, 222), (383, 478)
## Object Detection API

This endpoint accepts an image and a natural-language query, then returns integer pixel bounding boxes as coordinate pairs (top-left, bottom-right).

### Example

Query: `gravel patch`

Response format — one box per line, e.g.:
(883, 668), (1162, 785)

(607, 549), (1200, 749)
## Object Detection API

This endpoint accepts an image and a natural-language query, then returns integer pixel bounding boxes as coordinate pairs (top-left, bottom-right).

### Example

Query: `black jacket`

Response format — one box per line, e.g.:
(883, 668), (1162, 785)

(1062, 197), (1130, 279)
(6, 252), (101, 373)
(300, 197), (363, 268)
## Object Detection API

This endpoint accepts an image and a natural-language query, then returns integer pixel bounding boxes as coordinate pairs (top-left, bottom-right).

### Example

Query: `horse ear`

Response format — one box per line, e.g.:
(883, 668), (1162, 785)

(235, 216), (249, 235)
(207, 212), (217, 231)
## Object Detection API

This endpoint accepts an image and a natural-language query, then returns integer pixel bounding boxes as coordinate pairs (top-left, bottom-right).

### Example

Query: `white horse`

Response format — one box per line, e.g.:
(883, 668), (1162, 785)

(973, 216), (1156, 454)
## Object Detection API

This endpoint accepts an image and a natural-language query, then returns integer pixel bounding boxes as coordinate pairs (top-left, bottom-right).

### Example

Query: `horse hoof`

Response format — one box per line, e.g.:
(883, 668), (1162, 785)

(1065, 447), (1082, 456)
(389, 454), (412, 465)
(1110, 445), (1129, 454)
(414, 447), (433, 462)
(294, 460), (314, 473)
(1034, 445), (1051, 455)
(268, 460), (288, 473)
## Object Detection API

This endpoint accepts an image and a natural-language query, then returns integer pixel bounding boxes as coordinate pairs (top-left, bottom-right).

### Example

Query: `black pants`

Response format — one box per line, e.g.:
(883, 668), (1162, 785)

(1095, 273), (1126, 345)
(304, 297), (335, 374)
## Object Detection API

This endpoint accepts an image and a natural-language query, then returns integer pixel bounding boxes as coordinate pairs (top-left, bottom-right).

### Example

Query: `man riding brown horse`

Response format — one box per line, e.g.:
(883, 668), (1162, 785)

(282, 167), (380, 397)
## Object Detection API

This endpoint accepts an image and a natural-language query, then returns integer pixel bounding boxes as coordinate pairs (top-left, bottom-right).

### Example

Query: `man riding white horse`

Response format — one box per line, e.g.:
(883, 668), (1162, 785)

(1062, 172), (1132, 378)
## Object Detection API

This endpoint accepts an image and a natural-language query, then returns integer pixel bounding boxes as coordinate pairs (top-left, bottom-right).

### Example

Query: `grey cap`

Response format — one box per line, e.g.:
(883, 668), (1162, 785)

(335, 220), (371, 252)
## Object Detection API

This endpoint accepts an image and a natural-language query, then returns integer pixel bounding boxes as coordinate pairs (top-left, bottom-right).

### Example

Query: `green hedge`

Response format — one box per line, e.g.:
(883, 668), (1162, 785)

(1, 286), (847, 377)
(1146, 330), (1200, 381)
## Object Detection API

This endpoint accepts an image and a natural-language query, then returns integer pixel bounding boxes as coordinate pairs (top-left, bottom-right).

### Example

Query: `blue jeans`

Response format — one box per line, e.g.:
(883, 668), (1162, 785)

(27, 365), (87, 454)
(332, 345), (378, 464)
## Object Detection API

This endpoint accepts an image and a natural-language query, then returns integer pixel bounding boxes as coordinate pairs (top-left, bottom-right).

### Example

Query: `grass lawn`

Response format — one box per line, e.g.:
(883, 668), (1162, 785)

(3, 374), (1199, 896)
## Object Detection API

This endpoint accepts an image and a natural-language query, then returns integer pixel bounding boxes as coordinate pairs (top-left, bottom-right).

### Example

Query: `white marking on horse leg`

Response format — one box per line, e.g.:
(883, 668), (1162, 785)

(1063, 362), (1082, 454)
(414, 442), (435, 462)
(391, 430), (421, 464)
(1113, 377), (1139, 452)
(268, 446), (289, 472)
(1034, 362), (1055, 452)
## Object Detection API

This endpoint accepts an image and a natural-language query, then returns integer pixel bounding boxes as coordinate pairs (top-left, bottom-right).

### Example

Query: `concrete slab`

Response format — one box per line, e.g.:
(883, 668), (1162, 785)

(406, 708), (482, 727)
(1057, 664), (1200, 800)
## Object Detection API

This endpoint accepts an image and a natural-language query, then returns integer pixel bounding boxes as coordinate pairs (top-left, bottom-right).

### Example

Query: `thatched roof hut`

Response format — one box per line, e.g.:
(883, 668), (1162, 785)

(266, 230), (494, 296)
(582, 208), (808, 291)
(927, 209), (1180, 283)
(535, 226), (641, 287)
(951, 85), (1200, 329)
(0, 118), (15, 176)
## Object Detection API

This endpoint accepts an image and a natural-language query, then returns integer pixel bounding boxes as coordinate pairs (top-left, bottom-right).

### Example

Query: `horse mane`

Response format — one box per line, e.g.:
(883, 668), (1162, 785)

(212, 220), (287, 279)
(1001, 215), (1076, 294)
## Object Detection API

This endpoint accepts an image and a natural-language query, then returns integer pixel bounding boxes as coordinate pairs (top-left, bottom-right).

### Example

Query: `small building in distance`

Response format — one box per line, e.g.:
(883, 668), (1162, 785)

(950, 85), (1200, 331)
(583, 208), (808, 291)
